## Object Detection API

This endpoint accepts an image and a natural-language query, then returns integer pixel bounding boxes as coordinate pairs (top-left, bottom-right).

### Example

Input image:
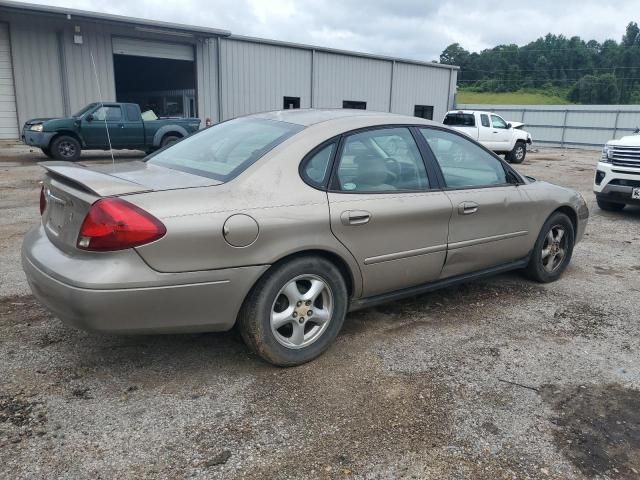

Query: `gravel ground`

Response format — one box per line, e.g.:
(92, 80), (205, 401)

(1, 145), (639, 479)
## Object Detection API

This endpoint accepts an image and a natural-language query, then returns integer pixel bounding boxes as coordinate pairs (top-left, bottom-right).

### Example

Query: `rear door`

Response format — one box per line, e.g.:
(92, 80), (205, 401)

(122, 104), (145, 146)
(477, 113), (495, 148)
(327, 126), (452, 297)
(418, 127), (532, 278)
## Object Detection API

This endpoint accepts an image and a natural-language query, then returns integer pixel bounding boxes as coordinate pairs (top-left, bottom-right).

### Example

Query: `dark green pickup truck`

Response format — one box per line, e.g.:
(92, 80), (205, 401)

(22, 102), (201, 161)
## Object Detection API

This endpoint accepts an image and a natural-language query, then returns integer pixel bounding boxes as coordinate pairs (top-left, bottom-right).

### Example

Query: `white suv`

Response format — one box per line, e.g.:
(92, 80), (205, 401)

(594, 130), (640, 211)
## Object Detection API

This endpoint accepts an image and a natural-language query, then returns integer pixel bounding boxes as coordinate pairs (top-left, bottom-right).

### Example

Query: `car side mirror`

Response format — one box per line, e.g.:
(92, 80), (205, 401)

(507, 123), (512, 129)
(86, 114), (94, 122)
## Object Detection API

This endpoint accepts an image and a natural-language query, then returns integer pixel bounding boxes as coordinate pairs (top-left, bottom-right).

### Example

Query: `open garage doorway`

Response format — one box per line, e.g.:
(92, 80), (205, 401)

(113, 38), (197, 119)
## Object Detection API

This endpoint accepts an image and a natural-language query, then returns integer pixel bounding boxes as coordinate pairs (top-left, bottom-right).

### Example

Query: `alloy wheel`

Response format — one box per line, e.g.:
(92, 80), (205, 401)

(541, 225), (567, 272)
(270, 274), (334, 349)
(58, 141), (77, 159)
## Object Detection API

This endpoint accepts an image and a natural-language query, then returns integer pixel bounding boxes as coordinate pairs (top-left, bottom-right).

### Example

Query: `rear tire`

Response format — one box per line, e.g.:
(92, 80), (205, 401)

(51, 135), (81, 162)
(506, 141), (526, 164)
(160, 135), (181, 148)
(523, 212), (574, 283)
(237, 256), (348, 366)
(597, 198), (625, 212)
(40, 147), (55, 159)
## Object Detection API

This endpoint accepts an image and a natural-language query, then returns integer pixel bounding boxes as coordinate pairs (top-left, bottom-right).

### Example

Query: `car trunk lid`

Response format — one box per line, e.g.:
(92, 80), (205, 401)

(40, 161), (220, 252)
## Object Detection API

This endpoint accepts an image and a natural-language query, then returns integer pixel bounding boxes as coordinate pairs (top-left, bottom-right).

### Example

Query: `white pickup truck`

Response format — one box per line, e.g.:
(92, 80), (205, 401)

(594, 130), (640, 211)
(443, 110), (532, 164)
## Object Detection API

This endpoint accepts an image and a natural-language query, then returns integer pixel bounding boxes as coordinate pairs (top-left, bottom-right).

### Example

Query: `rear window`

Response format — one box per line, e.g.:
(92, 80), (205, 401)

(147, 118), (303, 182)
(443, 113), (476, 127)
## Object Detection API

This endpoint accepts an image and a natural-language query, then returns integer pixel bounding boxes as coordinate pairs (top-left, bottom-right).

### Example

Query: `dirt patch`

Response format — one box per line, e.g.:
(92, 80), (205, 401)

(550, 301), (614, 338)
(189, 353), (454, 478)
(542, 384), (640, 479)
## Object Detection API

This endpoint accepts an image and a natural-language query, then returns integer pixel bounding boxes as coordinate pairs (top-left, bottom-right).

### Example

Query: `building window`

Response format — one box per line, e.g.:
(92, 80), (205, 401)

(343, 100), (366, 110)
(283, 96), (301, 109)
(414, 105), (434, 120)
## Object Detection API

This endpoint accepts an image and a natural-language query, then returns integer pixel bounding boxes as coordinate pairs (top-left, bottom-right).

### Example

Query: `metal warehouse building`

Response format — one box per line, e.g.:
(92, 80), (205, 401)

(0, 0), (458, 142)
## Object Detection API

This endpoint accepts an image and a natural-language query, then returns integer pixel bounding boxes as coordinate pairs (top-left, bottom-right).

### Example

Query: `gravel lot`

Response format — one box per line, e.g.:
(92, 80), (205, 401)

(1, 145), (639, 479)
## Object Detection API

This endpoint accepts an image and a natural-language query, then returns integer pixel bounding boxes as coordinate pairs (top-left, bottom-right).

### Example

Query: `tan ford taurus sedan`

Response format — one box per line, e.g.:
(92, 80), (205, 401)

(22, 109), (589, 366)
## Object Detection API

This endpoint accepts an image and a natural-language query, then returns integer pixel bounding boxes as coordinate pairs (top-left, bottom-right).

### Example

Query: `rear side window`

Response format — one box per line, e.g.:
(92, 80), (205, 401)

(443, 113), (475, 127)
(125, 105), (141, 121)
(148, 118), (303, 182)
(420, 128), (508, 188)
(301, 143), (336, 188)
(480, 114), (490, 127)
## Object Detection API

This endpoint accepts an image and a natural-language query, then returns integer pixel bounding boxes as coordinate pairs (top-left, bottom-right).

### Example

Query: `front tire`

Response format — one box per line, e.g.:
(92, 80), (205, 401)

(51, 135), (81, 161)
(524, 212), (575, 283)
(506, 141), (526, 164)
(597, 198), (625, 212)
(237, 256), (348, 366)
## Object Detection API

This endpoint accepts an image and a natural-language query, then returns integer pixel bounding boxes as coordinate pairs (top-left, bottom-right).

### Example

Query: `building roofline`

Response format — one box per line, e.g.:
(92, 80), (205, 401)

(1, 0), (459, 71)
(229, 34), (459, 70)
(0, 0), (232, 37)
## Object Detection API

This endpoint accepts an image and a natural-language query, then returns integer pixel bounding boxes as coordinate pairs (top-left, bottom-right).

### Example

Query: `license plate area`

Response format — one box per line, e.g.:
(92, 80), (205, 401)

(632, 187), (640, 200)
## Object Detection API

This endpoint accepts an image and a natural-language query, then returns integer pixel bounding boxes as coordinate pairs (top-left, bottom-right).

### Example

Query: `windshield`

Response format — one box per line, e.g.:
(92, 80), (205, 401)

(147, 118), (304, 182)
(73, 103), (97, 118)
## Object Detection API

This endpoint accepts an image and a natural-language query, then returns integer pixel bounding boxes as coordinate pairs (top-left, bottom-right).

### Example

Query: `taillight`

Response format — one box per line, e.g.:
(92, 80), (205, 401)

(77, 198), (166, 251)
(39, 185), (46, 215)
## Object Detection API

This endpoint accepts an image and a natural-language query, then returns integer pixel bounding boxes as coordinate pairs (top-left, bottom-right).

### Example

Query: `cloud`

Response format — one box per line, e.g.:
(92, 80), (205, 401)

(19, 0), (640, 61)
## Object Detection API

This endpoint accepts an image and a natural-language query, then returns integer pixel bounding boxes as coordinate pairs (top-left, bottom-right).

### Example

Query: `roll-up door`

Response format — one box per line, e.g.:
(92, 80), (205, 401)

(112, 37), (194, 61)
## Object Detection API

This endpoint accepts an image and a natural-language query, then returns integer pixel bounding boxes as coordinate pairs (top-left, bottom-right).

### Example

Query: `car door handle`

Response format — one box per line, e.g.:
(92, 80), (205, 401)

(458, 202), (479, 215)
(492, 131), (499, 134)
(341, 210), (371, 226)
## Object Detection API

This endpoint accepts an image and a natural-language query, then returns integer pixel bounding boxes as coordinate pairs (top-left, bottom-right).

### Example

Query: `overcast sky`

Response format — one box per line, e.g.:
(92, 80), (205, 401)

(21, 0), (640, 61)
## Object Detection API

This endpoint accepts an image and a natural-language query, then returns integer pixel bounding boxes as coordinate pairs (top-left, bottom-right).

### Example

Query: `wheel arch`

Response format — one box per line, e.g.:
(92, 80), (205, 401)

(50, 130), (82, 147)
(152, 125), (188, 147)
(552, 205), (578, 235)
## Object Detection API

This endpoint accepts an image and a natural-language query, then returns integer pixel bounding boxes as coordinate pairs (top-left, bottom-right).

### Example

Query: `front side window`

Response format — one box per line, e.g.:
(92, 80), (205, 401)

(334, 127), (429, 192)
(148, 118), (303, 182)
(420, 128), (508, 188)
(491, 115), (508, 129)
(93, 106), (122, 122)
(443, 113), (475, 127)
(301, 143), (335, 188)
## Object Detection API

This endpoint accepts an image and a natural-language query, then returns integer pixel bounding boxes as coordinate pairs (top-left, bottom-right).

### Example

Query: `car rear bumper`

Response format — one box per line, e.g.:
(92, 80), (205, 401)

(22, 130), (55, 148)
(22, 225), (269, 334)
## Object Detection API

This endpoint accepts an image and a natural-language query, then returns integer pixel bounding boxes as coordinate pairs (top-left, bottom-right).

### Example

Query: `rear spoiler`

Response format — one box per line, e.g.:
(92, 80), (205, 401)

(39, 161), (152, 197)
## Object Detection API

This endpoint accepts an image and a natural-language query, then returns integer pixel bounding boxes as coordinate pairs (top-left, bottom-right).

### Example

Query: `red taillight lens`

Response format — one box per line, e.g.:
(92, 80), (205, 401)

(39, 185), (46, 215)
(77, 198), (166, 251)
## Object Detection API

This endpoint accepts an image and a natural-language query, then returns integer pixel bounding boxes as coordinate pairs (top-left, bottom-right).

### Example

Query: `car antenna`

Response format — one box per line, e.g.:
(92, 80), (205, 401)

(90, 51), (115, 167)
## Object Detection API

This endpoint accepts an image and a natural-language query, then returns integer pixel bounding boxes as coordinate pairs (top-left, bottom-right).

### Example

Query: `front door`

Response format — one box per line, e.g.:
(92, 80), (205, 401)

(419, 127), (532, 278)
(490, 114), (512, 151)
(327, 127), (452, 297)
(81, 105), (128, 148)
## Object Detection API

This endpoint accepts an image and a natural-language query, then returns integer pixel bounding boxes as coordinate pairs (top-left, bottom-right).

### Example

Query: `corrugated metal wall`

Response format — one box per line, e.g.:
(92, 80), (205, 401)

(60, 22), (116, 115)
(7, 14), (65, 128)
(195, 37), (219, 123)
(0, 22), (18, 140)
(313, 52), (392, 111)
(391, 61), (454, 119)
(458, 104), (640, 148)
(219, 39), (312, 120)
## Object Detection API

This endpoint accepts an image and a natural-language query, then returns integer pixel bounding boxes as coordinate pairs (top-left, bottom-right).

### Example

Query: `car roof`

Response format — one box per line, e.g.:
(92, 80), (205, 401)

(446, 110), (495, 116)
(246, 109), (440, 127)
